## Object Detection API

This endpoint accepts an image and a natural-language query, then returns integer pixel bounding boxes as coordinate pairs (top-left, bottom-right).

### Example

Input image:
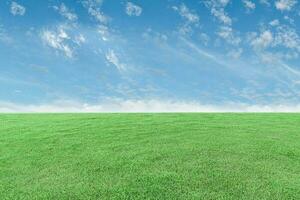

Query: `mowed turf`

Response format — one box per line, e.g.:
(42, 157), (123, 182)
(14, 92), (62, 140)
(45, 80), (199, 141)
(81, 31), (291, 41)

(0, 114), (300, 199)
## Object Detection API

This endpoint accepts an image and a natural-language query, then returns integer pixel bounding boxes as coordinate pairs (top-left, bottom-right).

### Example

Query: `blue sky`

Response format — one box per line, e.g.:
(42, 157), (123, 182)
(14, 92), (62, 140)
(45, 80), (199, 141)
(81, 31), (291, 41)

(1, 0), (300, 112)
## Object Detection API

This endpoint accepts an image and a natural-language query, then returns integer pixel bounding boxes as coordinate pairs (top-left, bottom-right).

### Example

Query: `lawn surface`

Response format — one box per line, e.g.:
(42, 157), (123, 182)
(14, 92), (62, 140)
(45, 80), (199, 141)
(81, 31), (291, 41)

(1, 114), (300, 199)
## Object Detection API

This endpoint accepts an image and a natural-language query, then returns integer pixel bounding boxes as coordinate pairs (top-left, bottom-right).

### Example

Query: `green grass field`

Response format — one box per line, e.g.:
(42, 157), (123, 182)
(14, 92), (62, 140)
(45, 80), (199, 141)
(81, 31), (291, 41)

(1, 114), (300, 199)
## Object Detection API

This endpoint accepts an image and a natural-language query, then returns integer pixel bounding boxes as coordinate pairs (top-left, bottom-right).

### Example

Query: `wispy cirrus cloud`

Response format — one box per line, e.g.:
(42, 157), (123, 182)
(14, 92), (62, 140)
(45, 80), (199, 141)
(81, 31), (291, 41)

(41, 27), (74, 58)
(74, 34), (86, 46)
(250, 30), (273, 50)
(217, 26), (241, 45)
(227, 48), (243, 59)
(10, 1), (26, 16)
(260, 0), (270, 6)
(204, 0), (232, 25)
(204, 0), (241, 48)
(81, 0), (108, 24)
(270, 19), (280, 26)
(81, 1), (112, 41)
(273, 25), (300, 51)
(172, 3), (200, 35)
(172, 3), (199, 24)
(105, 49), (126, 71)
(250, 23), (300, 56)
(41, 25), (85, 58)
(80, 0), (133, 72)
(39, 3), (86, 58)
(243, 0), (256, 12)
(53, 3), (78, 21)
(97, 24), (110, 41)
(275, 0), (297, 11)
(125, 2), (142, 16)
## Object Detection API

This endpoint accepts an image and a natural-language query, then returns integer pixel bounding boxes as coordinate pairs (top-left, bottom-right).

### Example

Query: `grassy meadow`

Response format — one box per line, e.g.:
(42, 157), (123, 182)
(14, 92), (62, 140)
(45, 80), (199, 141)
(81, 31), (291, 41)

(1, 114), (300, 199)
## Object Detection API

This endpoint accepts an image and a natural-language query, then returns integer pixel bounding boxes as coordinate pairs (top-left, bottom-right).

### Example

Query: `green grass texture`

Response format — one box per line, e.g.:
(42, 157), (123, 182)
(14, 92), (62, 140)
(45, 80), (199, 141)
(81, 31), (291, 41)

(1, 114), (300, 199)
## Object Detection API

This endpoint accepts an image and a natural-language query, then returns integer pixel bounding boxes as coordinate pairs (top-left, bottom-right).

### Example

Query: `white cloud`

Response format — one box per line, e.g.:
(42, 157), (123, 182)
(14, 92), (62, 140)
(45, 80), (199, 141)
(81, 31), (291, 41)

(126, 2), (142, 16)
(173, 3), (199, 35)
(173, 3), (199, 24)
(81, 0), (108, 24)
(105, 49), (126, 71)
(181, 37), (217, 60)
(142, 28), (168, 43)
(252, 25), (300, 55)
(41, 21), (88, 58)
(250, 25), (300, 60)
(181, 37), (248, 72)
(81, 0), (112, 42)
(204, 0), (232, 25)
(199, 33), (210, 46)
(251, 30), (273, 49)
(214, 0), (231, 7)
(204, 0), (244, 48)
(256, 38), (300, 64)
(177, 24), (194, 35)
(274, 26), (300, 51)
(259, 52), (300, 77)
(2, 99), (300, 112)
(212, 8), (232, 25)
(259, 52), (279, 64)
(41, 27), (74, 58)
(275, 0), (297, 11)
(217, 26), (241, 45)
(243, 0), (256, 11)
(260, 0), (271, 6)
(74, 34), (86, 45)
(269, 19), (280, 26)
(10, 2), (26, 16)
(53, 3), (78, 21)
(280, 62), (300, 76)
(97, 25), (110, 41)
(228, 48), (243, 59)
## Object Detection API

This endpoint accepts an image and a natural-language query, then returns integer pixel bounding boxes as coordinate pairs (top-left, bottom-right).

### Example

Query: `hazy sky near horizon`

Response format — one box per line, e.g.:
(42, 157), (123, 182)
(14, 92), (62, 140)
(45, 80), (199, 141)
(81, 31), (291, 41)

(1, 0), (300, 110)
